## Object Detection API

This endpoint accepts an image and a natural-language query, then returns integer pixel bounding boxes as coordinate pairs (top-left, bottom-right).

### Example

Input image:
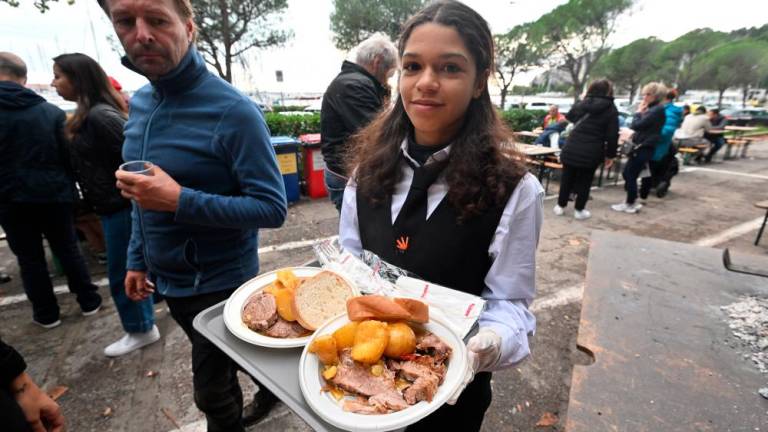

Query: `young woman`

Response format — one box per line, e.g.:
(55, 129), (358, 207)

(612, 81), (667, 213)
(52, 53), (159, 356)
(554, 79), (619, 220)
(339, 1), (543, 429)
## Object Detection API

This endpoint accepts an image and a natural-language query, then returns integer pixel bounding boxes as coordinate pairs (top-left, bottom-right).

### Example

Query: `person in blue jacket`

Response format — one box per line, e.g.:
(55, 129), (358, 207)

(648, 89), (683, 198)
(104, 0), (287, 430)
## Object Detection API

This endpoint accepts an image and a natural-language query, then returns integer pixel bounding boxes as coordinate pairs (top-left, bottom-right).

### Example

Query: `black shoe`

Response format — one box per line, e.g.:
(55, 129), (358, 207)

(242, 387), (278, 426)
(0, 272), (11, 284)
(656, 181), (669, 198)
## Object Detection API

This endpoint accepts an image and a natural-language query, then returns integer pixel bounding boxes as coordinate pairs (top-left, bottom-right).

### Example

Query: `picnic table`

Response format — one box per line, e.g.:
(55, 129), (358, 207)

(724, 125), (759, 158)
(566, 231), (768, 431)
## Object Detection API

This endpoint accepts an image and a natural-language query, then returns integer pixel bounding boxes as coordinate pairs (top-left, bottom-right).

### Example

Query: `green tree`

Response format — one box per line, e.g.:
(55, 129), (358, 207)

(656, 28), (729, 95)
(494, 24), (540, 110)
(593, 37), (664, 104)
(690, 40), (768, 108)
(194, 0), (291, 83)
(1, 0), (73, 12)
(528, 0), (634, 102)
(330, 0), (423, 50)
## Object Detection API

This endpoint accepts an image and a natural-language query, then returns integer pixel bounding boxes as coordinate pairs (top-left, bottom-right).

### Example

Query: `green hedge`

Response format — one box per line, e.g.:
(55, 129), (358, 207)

(264, 109), (545, 138)
(265, 112), (320, 136)
(271, 105), (310, 113)
(499, 109), (547, 132)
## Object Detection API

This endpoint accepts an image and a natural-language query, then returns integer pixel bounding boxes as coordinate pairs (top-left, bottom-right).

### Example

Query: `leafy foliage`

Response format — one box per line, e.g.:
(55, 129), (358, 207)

(194, 0), (291, 83)
(264, 112), (320, 136)
(655, 28), (729, 94)
(494, 24), (541, 110)
(499, 109), (547, 132)
(690, 40), (768, 107)
(527, 0), (633, 101)
(593, 37), (664, 103)
(330, 0), (423, 50)
(1, 0), (74, 12)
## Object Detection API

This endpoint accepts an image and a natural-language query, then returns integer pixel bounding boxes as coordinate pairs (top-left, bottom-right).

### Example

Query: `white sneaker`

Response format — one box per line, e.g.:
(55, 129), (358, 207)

(574, 209), (592, 220)
(104, 325), (161, 357)
(33, 319), (62, 329)
(611, 203), (640, 214)
(553, 205), (565, 216)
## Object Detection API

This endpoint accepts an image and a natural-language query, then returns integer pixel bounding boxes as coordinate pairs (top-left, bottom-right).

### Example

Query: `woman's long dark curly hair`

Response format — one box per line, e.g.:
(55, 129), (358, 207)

(349, 0), (527, 221)
(53, 53), (127, 135)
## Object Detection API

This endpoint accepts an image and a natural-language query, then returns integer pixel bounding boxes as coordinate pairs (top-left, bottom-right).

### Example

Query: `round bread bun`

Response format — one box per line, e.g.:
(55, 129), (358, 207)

(292, 270), (356, 331)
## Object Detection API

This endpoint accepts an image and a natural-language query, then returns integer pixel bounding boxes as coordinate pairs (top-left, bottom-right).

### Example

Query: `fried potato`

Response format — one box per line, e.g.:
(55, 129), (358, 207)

(332, 321), (359, 350)
(351, 320), (388, 364)
(309, 334), (338, 365)
(273, 285), (297, 322)
(384, 322), (416, 358)
(276, 269), (300, 291)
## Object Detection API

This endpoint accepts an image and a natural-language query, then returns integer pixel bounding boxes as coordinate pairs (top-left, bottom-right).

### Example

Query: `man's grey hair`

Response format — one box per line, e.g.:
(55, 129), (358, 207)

(0, 52), (27, 79)
(354, 33), (398, 74)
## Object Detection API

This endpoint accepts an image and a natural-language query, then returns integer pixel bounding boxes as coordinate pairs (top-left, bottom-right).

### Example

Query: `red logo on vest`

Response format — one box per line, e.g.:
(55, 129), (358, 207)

(396, 236), (409, 252)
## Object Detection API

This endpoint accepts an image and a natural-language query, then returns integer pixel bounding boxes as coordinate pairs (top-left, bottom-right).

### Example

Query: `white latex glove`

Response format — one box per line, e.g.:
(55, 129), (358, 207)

(446, 328), (501, 405)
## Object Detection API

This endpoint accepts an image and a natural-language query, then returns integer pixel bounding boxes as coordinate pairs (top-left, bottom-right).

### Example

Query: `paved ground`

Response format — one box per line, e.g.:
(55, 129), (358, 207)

(1, 141), (766, 432)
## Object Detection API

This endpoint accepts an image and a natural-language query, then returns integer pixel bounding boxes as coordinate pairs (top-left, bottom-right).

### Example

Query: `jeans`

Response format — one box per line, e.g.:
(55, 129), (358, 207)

(0, 203), (101, 323)
(101, 207), (154, 333)
(324, 168), (347, 212)
(557, 165), (597, 211)
(623, 148), (654, 204)
(165, 289), (245, 432)
(705, 135), (725, 161)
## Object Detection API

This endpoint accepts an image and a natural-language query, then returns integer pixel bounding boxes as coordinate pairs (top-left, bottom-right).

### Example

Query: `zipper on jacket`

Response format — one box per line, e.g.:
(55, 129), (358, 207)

(138, 90), (164, 273)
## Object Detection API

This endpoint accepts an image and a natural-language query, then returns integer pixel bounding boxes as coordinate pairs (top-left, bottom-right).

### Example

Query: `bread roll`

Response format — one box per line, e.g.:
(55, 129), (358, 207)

(292, 271), (356, 331)
(346, 295), (429, 323)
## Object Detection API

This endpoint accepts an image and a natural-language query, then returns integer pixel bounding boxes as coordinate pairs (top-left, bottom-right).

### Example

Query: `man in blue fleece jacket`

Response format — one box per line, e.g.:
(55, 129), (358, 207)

(104, 0), (287, 430)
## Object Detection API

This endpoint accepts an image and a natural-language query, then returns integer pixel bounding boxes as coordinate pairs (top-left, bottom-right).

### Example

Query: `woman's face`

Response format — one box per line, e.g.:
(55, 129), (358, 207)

(399, 23), (485, 146)
(51, 64), (76, 102)
(642, 88), (656, 106)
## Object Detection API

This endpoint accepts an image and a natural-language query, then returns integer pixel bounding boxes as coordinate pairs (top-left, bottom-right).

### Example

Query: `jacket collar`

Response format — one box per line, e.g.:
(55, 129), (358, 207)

(121, 45), (208, 95)
(341, 60), (386, 96)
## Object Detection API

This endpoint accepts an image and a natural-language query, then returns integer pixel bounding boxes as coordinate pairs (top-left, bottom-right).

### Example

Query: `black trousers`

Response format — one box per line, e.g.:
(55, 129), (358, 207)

(406, 372), (492, 432)
(623, 148), (653, 204)
(165, 289), (245, 432)
(0, 203), (101, 323)
(557, 165), (597, 211)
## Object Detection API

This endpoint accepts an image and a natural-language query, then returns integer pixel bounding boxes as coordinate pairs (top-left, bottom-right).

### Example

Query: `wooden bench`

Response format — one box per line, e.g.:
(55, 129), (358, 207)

(678, 147), (703, 165)
(724, 138), (749, 159)
(542, 161), (563, 195)
(755, 200), (768, 246)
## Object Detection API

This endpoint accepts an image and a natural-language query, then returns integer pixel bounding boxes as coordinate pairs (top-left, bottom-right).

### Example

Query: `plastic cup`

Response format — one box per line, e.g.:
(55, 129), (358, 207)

(119, 160), (154, 176)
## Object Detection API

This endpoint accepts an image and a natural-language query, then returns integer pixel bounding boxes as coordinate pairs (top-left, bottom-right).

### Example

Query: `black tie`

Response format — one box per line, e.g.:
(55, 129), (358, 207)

(392, 156), (447, 255)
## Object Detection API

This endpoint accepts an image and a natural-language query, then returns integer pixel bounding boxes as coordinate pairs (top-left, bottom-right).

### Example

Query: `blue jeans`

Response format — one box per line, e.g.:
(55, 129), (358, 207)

(324, 169), (348, 212)
(101, 207), (154, 333)
(623, 147), (654, 205)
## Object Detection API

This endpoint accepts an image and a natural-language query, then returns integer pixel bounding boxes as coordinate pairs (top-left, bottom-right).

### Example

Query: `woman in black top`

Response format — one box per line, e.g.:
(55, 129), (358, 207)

(612, 82), (667, 214)
(52, 53), (159, 357)
(554, 79), (619, 220)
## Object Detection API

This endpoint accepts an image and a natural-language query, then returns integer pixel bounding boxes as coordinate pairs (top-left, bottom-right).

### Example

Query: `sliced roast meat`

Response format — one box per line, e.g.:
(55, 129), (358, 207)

(343, 399), (385, 415)
(331, 350), (396, 397)
(416, 333), (452, 362)
(403, 372), (440, 404)
(263, 316), (311, 338)
(242, 292), (278, 332)
(369, 390), (409, 412)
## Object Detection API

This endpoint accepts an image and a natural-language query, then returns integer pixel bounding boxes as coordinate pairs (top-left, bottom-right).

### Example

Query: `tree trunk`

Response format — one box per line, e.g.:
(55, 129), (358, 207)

(218, 0), (232, 83)
(718, 88), (725, 109)
(742, 86), (749, 108)
(628, 84), (637, 105)
(500, 88), (507, 110)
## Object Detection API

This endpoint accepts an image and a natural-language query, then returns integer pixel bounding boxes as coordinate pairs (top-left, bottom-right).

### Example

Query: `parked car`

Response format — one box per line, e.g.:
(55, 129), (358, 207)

(721, 107), (768, 127)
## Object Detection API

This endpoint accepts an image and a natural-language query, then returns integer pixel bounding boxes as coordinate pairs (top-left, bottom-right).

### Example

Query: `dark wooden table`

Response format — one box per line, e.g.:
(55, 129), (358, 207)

(567, 231), (768, 432)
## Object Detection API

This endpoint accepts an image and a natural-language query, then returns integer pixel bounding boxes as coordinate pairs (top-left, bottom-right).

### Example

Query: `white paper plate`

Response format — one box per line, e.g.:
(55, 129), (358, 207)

(223, 267), (358, 348)
(299, 313), (468, 431)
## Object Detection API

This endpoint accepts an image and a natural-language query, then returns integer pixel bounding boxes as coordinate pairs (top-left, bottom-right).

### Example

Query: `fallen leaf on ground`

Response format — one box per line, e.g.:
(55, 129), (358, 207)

(146, 370), (158, 378)
(47, 386), (68, 401)
(569, 239), (581, 246)
(161, 407), (182, 430)
(108, 360), (114, 369)
(536, 412), (558, 427)
(102, 407), (113, 417)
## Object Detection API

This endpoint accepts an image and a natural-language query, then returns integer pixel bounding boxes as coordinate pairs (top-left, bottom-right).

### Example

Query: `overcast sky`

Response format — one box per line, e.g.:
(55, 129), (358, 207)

(1, 0), (766, 93)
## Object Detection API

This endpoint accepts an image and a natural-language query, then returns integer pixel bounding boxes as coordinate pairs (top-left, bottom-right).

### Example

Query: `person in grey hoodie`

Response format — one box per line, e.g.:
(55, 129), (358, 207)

(0, 52), (102, 329)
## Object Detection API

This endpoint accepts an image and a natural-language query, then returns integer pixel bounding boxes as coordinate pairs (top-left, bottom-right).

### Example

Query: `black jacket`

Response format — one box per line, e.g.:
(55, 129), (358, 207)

(560, 96), (619, 169)
(68, 104), (130, 215)
(630, 102), (666, 150)
(0, 81), (75, 205)
(320, 61), (388, 176)
(0, 338), (25, 388)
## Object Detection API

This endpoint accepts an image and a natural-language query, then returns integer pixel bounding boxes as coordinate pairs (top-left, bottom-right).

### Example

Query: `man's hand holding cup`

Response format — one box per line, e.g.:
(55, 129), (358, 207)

(116, 161), (182, 212)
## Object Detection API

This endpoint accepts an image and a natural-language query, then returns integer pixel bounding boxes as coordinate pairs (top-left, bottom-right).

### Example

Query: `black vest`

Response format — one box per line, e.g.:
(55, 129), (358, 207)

(357, 176), (512, 296)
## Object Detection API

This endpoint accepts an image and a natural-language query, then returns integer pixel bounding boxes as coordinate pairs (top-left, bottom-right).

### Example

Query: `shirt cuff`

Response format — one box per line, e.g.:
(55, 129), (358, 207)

(481, 321), (529, 371)
(174, 187), (196, 224)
